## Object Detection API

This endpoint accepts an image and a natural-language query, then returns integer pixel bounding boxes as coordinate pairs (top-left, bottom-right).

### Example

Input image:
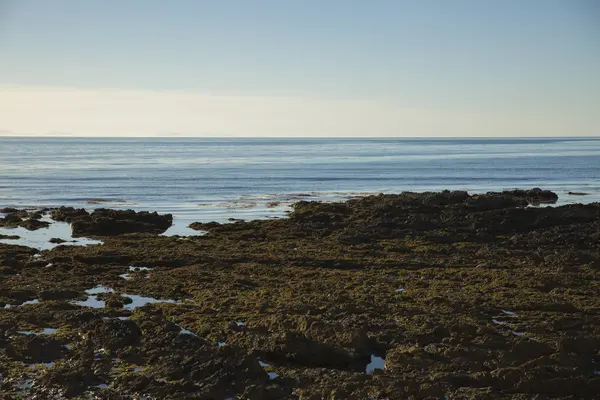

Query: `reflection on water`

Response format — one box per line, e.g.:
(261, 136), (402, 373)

(365, 354), (385, 373)
(17, 328), (58, 335)
(70, 285), (179, 310)
(123, 294), (178, 310)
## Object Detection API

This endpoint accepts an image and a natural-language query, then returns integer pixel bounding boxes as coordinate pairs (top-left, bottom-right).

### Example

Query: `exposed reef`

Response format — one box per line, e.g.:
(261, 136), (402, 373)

(1, 189), (599, 399)
(49, 207), (173, 236)
(0, 207), (50, 231)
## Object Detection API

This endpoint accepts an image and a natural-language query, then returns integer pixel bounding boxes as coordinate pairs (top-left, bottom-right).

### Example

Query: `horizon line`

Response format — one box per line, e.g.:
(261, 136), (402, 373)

(1, 135), (599, 139)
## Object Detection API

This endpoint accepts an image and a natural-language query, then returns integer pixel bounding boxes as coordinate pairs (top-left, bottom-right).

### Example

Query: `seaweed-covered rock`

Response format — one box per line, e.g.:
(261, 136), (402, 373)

(3, 189), (600, 399)
(20, 218), (50, 231)
(71, 209), (173, 236)
(50, 206), (89, 222)
(0, 210), (49, 230)
(500, 187), (559, 204)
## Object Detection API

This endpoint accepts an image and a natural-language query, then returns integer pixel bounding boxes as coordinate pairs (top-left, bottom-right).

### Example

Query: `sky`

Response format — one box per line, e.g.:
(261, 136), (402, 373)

(0, 0), (598, 137)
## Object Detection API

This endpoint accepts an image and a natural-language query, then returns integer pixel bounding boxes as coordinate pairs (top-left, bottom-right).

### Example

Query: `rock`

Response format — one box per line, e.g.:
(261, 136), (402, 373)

(80, 318), (142, 352)
(39, 289), (81, 301)
(499, 188), (559, 204)
(3, 214), (23, 223)
(189, 221), (220, 231)
(568, 191), (589, 196)
(7, 334), (65, 363)
(70, 209), (173, 236)
(21, 218), (51, 230)
(2, 189), (599, 399)
(50, 206), (89, 222)
(0, 210), (49, 230)
(262, 331), (367, 371)
(35, 359), (101, 397)
(558, 336), (600, 355)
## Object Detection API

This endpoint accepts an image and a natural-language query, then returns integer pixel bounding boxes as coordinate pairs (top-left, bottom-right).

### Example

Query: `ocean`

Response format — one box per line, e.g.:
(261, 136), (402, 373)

(1, 137), (599, 234)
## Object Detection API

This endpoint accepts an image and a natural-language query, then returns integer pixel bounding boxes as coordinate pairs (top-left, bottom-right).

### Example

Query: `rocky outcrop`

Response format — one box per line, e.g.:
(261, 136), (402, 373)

(50, 206), (89, 222)
(70, 209), (173, 236)
(0, 209), (50, 230)
(2, 189), (600, 399)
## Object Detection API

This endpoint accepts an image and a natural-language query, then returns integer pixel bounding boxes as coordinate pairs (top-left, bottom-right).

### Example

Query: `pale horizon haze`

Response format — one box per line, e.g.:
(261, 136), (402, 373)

(0, 0), (599, 137)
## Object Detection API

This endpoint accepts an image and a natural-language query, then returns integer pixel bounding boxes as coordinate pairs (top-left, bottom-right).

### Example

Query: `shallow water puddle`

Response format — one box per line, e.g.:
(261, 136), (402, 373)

(17, 328), (58, 335)
(365, 354), (385, 373)
(123, 294), (178, 310)
(74, 296), (106, 308)
(0, 214), (103, 250)
(395, 287), (405, 293)
(502, 310), (517, 316)
(235, 321), (245, 326)
(72, 285), (111, 308)
(86, 285), (114, 295)
(179, 327), (198, 337)
(3, 299), (41, 308)
(72, 285), (114, 308)
(160, 220), (204, 237)
(93, 383), (109, 389)
(73, 285), (178, 310)
(258, 360), (279, 380)
(217, 341), (227, 347)
(120, 266), (152, 280)
(492, 319), (510, 326)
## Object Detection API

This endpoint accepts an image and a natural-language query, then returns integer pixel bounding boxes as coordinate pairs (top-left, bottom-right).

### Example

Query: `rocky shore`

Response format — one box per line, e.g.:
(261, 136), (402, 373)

(0, 188), (599, 399)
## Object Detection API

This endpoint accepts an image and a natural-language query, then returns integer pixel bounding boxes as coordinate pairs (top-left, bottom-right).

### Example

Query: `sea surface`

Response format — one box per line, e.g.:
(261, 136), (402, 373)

(1, 137), (599, 234)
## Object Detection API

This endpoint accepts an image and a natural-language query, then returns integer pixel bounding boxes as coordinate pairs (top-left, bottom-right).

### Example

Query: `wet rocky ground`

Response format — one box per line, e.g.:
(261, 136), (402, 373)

(0, 189), (599, 399)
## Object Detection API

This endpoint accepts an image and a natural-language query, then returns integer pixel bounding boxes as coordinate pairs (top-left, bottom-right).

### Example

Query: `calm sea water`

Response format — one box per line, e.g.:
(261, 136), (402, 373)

(1, 137), (599, 231)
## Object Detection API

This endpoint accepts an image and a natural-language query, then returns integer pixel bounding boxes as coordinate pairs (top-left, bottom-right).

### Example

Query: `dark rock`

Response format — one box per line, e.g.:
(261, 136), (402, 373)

(262, 331), (367, 371)
(568, 191), (589, 196)
(558, 336), (600, 355)
(84, 318), (142, 350)
(39, 289), (81, 301)
(189, 221), (220, 231)
(7, 334), (65, 363)
(71, 209), (172, 236)
(3, 213), (22, 223)
(50, 206), (89, 222)
(499, 188), (559, 204)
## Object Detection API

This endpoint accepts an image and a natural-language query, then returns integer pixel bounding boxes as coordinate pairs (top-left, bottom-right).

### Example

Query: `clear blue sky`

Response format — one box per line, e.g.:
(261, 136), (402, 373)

(0, 0), (598, 136)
